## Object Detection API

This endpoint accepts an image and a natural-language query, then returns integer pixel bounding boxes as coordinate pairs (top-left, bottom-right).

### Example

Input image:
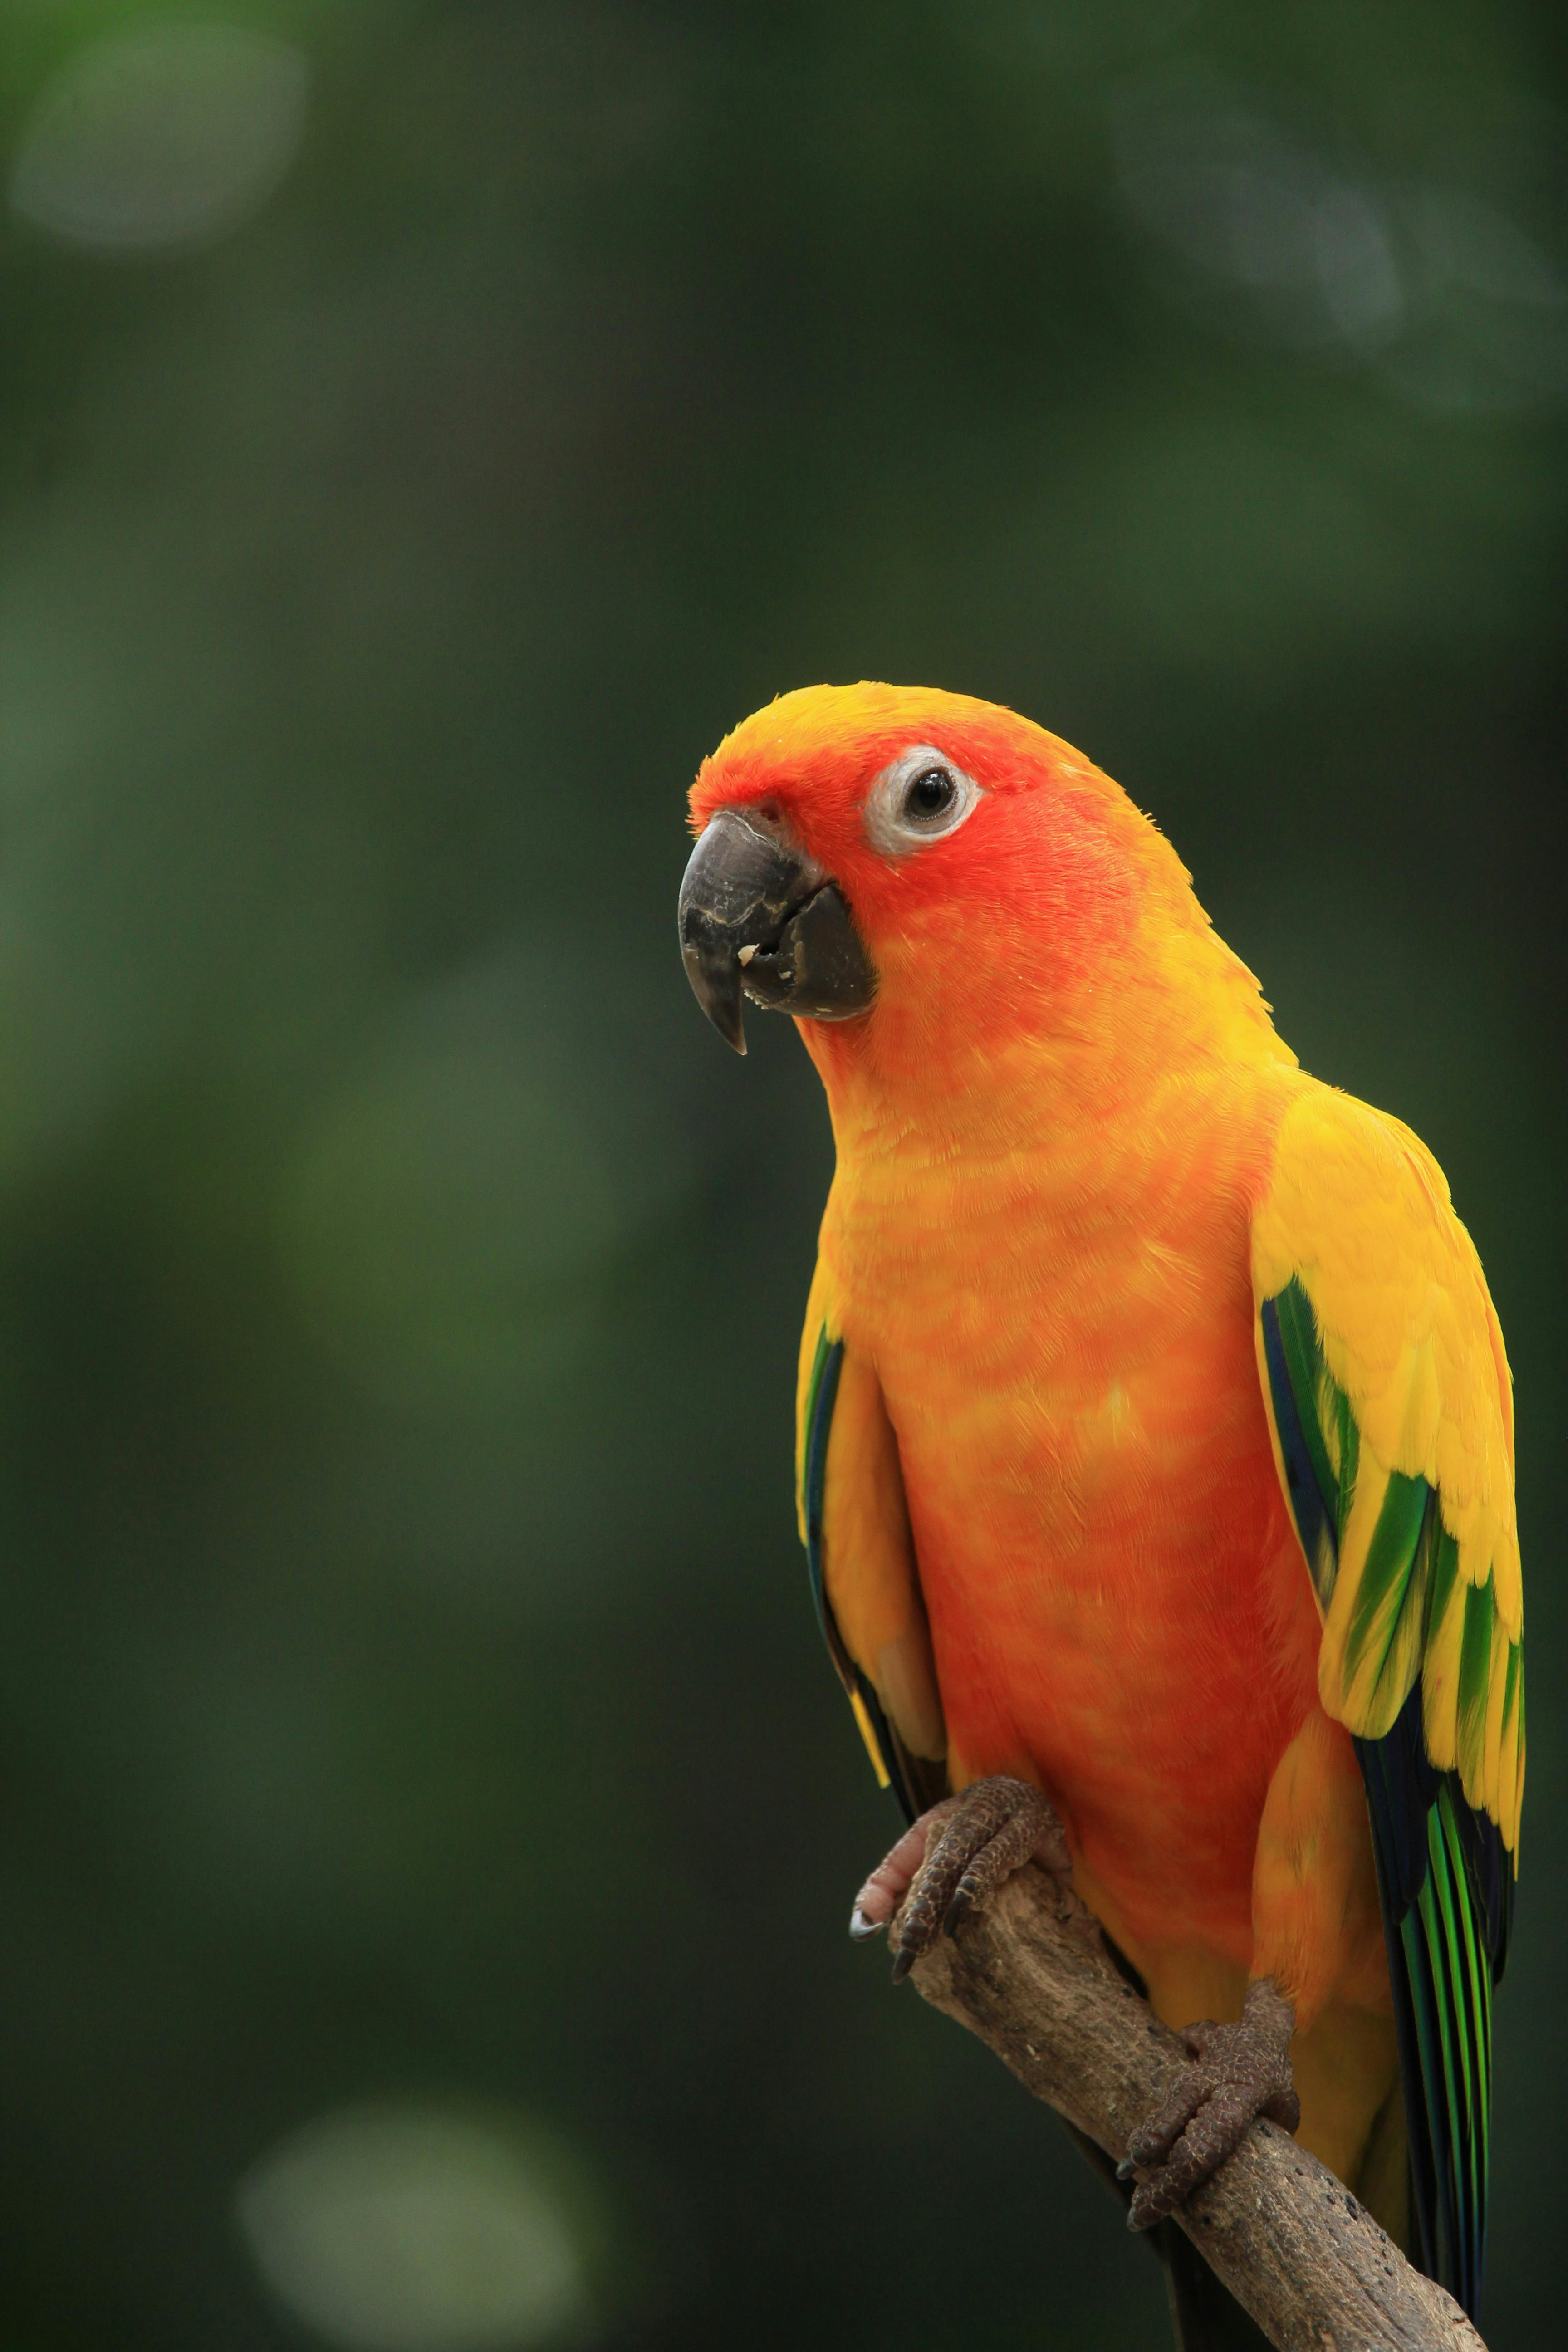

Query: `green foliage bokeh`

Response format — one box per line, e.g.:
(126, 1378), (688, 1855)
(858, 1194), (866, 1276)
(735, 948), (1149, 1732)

(0, 4), (1561, 2347)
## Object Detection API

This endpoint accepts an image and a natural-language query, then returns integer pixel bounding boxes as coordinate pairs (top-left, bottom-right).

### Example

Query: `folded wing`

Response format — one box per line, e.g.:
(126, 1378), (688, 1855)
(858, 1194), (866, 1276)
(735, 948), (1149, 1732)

(1252, 1086), (1521, 2317)
(797, 1260), (948, 1824)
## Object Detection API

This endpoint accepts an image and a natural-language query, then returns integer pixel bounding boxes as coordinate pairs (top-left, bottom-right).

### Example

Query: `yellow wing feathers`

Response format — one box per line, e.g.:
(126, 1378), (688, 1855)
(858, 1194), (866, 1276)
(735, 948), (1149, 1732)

(795, 1270), (946, 1773)
(1252, 1084), (1522, 1852)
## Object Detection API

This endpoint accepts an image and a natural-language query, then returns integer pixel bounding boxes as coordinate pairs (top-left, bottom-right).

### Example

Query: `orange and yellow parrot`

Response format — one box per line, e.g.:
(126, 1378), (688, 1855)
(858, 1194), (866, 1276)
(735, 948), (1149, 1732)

(678, 684), (1520, 2327)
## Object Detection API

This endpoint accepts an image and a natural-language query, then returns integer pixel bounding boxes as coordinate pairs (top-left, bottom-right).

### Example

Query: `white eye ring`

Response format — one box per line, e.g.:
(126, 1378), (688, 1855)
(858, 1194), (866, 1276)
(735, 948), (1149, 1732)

(863, 745), (982, 856)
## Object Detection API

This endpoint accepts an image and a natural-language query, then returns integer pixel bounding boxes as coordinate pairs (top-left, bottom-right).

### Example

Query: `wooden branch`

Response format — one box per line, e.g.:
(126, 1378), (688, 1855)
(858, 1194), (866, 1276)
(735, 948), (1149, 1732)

(902, 1863), (1486, 2352)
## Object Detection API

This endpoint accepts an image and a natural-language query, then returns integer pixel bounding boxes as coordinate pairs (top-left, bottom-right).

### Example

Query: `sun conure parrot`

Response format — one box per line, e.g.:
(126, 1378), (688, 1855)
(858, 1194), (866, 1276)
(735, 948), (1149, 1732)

(677, 683), (1521, 2330)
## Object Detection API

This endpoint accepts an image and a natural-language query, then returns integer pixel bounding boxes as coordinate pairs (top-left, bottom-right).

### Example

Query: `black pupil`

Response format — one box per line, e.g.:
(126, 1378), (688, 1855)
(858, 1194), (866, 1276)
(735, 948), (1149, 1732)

(906, 767), (955, 820)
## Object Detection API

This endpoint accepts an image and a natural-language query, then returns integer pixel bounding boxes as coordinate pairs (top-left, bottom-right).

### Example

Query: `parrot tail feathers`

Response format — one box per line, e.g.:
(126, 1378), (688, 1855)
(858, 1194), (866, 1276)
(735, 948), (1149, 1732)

(1357, 1688), (1506, 2321)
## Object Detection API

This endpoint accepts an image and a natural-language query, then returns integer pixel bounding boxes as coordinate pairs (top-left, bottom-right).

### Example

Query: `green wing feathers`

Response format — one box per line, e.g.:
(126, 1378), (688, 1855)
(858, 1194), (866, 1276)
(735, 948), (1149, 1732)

(1264, 1280), (1524, 1833)
(1253, 1087), (1521, 2318)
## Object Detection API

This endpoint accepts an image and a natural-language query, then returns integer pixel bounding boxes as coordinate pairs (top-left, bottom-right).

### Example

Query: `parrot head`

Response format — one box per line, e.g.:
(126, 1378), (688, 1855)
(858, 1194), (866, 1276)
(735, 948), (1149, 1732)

(679, 681), (1210, 1070)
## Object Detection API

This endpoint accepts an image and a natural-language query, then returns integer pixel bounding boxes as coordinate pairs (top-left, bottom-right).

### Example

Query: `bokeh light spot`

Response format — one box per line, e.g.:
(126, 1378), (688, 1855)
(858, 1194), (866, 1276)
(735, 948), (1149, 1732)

(1113, 74), (1568, 408)
(10, 24), (309, 254)
(236, 2103), (597, 2352)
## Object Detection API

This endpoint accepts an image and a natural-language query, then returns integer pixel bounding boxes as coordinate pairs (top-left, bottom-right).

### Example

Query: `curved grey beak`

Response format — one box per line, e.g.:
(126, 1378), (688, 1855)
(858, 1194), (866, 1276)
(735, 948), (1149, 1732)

(678, 808), (877, 1054)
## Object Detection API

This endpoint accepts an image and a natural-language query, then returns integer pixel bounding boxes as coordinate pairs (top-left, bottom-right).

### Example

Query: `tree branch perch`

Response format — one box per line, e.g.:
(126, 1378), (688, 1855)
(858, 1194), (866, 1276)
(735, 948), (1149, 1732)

(901, 1862), (1487, 2352)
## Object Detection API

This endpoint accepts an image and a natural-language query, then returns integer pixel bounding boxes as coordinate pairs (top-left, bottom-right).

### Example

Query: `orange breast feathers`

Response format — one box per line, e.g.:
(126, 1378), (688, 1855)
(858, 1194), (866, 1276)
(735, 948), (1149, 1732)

(811, 1041), (1326, 1970)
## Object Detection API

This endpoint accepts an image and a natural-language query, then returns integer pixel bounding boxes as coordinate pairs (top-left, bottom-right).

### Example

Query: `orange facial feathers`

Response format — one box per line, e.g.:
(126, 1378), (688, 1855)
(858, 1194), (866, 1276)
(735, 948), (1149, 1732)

(692, 682), (1283, 1086)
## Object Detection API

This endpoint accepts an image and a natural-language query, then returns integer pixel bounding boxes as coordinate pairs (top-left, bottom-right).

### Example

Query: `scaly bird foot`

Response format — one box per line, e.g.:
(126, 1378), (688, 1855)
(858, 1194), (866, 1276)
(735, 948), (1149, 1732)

(1117, 1978), (1300, 2231)
(848, 1775), (1071, 1985)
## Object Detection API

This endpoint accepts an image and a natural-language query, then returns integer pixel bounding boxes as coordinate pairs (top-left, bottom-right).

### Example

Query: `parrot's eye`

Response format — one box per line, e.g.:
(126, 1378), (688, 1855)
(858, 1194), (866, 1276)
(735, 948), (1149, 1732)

(904, 767), (957, 823)
(864, 744), (982, 855)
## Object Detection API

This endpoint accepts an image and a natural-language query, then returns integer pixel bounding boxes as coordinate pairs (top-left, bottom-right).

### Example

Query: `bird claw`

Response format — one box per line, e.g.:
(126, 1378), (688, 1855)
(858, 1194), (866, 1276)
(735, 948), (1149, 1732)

(1120, 1979), (1300, 2230)
(848, 1776), (1071, 1984)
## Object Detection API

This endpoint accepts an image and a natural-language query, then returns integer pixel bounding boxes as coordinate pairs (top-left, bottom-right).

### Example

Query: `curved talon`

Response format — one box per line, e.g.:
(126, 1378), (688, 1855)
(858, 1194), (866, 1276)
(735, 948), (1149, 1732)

(1121, 1980), (1298, 2231)
(942, 1881), (978, 1936)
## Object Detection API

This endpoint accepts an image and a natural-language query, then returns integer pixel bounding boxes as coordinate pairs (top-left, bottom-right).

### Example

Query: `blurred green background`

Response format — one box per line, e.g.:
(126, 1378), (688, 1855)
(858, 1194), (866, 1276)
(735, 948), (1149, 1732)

(0, 2), (1561, 2346)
